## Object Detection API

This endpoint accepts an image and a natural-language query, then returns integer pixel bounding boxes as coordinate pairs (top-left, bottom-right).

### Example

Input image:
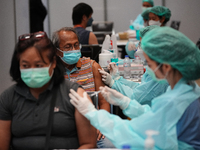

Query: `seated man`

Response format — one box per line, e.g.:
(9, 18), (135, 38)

(52, 27), (115, 148)
(72, 3), (98, 51)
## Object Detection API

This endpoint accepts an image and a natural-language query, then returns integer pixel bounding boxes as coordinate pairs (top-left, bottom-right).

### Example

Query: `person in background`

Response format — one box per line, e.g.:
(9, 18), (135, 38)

(126, 6), (171, 59)
(0, 31), (97, 149)
(148, 6), (171, 26)
(141, 7), (152, 27)
(52, 27), (115, 149)
(29, 0), (47, 33)
(130, 0), (154, 30)
(99, 25), (169, 107)
(69, 27), (200, 149)
(72, 2), (98, 52)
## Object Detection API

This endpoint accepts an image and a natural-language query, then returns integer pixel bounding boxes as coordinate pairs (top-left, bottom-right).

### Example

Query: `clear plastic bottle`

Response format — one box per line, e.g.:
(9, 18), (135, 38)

(123, 55), (131, 79)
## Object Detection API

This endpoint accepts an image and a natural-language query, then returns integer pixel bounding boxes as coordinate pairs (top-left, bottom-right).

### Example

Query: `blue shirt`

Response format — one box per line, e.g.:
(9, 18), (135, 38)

(177, 98), (200, 149)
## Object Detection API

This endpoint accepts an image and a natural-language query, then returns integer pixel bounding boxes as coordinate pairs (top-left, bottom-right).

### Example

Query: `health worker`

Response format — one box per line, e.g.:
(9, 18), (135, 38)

(130, 0), (154, 30)
(126, 6), (171, 59)
(69, 27), (200, 150)
(148, 5), (171, 26)
(99, 25), (169, 107)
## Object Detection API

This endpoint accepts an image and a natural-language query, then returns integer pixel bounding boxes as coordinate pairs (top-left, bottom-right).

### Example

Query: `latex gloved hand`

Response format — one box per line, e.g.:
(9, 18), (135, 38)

(69, 89), (97, 115)
(99, 86), (131, 110)
(107, 62), (120, 80)
(128, 41), (137, 51)
(98, 68), (114, 87)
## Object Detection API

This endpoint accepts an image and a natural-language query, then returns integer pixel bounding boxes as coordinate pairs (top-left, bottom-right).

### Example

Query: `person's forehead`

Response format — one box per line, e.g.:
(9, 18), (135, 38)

(149, 12), (157, 17)
(59, 31), (79, 43)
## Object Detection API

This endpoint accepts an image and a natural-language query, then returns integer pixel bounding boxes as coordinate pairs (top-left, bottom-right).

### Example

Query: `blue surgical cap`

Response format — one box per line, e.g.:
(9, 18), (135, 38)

(139, 25), (159, 38)
(141, 27), (200, 80)
(142, 0), (154, 7)
(150, 6), (171, 22)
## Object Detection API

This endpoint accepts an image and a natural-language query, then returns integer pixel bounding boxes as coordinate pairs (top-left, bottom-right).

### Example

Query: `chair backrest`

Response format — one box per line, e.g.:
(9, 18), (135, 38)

(170, 20), (181, 30)
(81, 44), (101, 63)
(92, 21), (114, 44)
(92, 21), (113, 32)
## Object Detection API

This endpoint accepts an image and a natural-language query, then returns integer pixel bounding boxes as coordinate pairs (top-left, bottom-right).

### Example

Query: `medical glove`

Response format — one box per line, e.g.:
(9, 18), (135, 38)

(99, 86), (130, 110)
(69, 89), (97, 115)
(127, 41), (137, 51)
(107, 62), (120, 80)
(98, 68), (114, 87)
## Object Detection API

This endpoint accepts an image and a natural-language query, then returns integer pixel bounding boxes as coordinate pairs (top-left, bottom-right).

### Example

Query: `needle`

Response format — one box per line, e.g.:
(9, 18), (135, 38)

(88, 91), (101, 97)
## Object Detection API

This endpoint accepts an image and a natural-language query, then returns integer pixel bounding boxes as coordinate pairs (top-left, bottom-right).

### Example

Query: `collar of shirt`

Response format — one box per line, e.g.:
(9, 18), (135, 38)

(14, 79), (55, 101)
(65, 58), (82, 76)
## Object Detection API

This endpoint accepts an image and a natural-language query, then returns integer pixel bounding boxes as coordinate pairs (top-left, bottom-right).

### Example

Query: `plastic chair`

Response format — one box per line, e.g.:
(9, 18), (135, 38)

(81, 44), (101, 63)
(170, 21), (181, 30)
(92, 21), (114, 44)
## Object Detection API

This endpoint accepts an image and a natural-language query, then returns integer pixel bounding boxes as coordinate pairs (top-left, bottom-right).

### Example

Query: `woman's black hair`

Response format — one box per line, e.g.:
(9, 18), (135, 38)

(157, 15), (168, 25)
(10, 35), (65, 86)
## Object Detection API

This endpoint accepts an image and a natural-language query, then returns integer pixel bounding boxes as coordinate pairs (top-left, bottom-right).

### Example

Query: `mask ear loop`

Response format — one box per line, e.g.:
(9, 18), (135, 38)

(153, 63), (162, 73)
(154, 63), (169, 80)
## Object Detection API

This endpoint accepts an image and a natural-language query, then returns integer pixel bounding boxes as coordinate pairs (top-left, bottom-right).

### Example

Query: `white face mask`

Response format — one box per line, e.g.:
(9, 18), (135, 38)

(142, 7), (148, 12)
(149, 20), (161, 26)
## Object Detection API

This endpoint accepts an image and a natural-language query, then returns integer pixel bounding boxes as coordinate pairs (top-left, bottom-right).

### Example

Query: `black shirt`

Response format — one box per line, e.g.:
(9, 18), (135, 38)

(0, 79), (81, 150)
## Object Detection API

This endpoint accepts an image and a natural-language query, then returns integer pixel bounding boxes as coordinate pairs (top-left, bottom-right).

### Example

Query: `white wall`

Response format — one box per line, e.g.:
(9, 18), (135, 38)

(0, 0), (15, 93)
(49, 0), (104, 38)
(165, 0), (200, 43)
(0, 0), (29, 93)
(107, 0), (162, 32)
(48, 0), (200, 43)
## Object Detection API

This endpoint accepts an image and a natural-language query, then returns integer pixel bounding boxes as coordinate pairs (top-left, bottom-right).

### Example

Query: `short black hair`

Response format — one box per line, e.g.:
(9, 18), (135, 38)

(72, 3), (93, 25)
(10, 34), (65, 86)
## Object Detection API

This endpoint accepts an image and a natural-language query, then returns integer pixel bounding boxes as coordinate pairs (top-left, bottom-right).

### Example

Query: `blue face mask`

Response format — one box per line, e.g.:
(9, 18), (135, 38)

(58, 49), (81, 65)
(20, 64), (53, 88)
(147, 64), (168, 84)
(87, 17), (93, 27)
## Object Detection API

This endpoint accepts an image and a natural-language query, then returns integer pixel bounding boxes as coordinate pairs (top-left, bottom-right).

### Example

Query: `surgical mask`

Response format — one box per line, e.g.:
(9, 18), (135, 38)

(87, 17), (93, 27)
(20, 64), (53, 88)
(142, 7), (148, 12)
(148, 20), (161, 26)
(147, 64), (168, 84)
(58, 49), (81, 65)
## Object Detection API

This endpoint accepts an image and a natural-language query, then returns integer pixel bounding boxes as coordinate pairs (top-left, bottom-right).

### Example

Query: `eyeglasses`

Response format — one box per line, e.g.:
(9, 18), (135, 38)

(59, 43), (82, 51)
(18, 31), (47, 41)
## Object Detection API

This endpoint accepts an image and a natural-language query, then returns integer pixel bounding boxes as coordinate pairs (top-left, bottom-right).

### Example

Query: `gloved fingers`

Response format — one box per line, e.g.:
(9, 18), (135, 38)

(102, 78), (106, 82)
(102, 74), (107, 78)
(99, 86), (107, 97)
(83, 92), (88, 99)
(104, 86), (116, 94)
(108, 62), (115, 70)
(70, 89), (82, 100)
(69, 93), (79, 104)
(70, 99), (78, 107)
(128, 42), (136, 51)
(110, 62), (117, 69)
(98, 68), (107, 75)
